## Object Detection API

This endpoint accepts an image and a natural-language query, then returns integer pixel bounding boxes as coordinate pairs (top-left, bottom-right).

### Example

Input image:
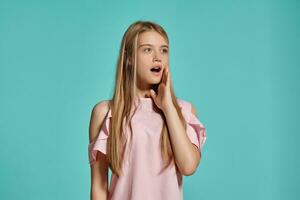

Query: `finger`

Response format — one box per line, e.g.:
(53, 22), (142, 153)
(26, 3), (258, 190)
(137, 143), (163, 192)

(160, 67), (165, 84)
(166, 69), (170, 87)
(163, 67), (167, 85)
(166, 65), (171, 84)
(150, 89), (156, 99)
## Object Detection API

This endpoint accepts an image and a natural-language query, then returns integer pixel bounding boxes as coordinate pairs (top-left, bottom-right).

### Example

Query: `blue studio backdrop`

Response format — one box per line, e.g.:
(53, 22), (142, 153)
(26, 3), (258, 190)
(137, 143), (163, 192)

(0, 0), (299, 200)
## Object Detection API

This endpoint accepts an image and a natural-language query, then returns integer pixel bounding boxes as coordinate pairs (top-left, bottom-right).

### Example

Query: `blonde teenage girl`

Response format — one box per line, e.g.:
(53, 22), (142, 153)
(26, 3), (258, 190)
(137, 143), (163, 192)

(88, 20), (207, 200)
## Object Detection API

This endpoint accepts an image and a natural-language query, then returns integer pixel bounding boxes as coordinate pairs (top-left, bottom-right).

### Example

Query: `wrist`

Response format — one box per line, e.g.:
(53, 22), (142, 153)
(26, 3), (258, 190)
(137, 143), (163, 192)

(162, 102), (176, 114)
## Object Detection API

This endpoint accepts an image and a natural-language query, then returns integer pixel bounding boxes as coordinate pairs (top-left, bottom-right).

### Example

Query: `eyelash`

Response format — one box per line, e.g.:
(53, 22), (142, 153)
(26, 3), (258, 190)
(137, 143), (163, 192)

(143, 48), (168, 54)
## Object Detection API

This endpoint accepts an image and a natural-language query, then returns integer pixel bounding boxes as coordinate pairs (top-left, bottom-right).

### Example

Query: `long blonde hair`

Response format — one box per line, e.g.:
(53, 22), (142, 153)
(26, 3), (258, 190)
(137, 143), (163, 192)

(107, 20), (187, 177)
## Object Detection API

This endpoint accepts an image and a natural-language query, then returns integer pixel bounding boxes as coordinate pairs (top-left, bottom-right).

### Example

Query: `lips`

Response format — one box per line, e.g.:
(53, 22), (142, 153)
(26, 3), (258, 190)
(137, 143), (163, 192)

(150, 66), (162, 72)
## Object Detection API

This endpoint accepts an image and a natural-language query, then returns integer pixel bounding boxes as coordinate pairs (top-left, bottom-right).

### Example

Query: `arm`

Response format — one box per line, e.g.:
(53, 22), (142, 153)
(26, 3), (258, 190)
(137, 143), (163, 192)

(162, 103), (200, 176)
(89, 101), (110, 200)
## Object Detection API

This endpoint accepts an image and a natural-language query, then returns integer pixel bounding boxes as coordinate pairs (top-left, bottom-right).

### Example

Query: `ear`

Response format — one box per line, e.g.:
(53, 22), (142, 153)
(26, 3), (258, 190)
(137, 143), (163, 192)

(126, 57), (132, 66)
(125, 51), (132, 66)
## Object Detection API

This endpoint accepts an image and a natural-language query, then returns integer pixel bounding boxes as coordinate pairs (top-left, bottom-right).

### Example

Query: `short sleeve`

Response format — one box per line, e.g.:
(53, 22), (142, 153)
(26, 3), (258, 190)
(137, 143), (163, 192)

(88, 107), (112, 165)
(178, 99), (207, 156)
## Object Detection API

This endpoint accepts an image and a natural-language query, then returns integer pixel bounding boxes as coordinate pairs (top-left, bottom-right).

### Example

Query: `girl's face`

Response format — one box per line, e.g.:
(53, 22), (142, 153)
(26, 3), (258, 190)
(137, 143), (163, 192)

(135, 30), (169, 90)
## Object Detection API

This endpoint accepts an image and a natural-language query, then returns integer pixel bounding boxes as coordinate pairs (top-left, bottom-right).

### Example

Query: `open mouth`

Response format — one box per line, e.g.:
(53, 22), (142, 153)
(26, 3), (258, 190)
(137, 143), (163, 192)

(150, 66), (162, 73)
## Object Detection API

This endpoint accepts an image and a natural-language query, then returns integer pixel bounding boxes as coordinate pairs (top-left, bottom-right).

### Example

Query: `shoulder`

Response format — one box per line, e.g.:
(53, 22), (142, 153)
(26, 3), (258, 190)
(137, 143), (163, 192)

(89, 99), (112, 142)
(91, 99), (112, 117)
(176, 98), (197, 116)
(176, 98), (192, 110)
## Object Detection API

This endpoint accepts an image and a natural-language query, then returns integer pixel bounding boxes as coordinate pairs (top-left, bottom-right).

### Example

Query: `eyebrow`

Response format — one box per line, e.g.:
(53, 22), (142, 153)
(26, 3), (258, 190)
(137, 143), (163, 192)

(138, 44), (169, 48)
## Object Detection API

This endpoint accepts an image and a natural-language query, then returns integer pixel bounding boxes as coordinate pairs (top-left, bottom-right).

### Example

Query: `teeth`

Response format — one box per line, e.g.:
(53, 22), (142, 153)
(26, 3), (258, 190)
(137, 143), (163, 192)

(151, 66), (161, 70)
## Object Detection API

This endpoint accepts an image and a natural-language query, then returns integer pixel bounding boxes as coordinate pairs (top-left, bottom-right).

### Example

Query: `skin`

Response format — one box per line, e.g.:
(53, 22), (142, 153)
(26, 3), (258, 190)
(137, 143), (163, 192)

(136, 30), (201, 175)
(136, 30), (169, 95)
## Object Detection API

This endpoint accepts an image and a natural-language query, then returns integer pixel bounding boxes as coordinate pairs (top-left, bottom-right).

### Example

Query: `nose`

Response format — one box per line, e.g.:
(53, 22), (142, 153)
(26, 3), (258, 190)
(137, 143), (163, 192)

(152, 47), (163, 62)
(153, 57), (161, 62)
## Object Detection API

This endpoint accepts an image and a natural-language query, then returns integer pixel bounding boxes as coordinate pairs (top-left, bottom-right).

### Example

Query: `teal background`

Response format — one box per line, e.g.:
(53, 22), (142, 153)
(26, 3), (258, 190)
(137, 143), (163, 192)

(0, 0), (299, 199)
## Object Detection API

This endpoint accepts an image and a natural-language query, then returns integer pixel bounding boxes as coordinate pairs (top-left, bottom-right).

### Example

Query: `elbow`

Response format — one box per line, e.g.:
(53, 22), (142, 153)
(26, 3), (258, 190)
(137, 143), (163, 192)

(180, 156), (201, 176)
(181, 165), (197, 176)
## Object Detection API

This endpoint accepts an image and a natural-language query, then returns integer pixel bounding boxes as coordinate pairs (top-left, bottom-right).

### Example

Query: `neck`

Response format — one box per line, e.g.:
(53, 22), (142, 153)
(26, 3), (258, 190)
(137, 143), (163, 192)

(135, 84), (158, 99)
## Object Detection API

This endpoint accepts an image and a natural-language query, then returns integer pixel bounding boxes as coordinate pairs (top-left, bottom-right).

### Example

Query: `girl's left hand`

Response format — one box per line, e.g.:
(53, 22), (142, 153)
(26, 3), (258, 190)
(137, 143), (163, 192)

(149, 65), (174, 112)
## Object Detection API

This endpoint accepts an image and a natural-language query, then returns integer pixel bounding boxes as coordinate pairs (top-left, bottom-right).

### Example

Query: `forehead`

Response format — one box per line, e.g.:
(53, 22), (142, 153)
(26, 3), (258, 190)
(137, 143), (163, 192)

(137, 31), (168, 46)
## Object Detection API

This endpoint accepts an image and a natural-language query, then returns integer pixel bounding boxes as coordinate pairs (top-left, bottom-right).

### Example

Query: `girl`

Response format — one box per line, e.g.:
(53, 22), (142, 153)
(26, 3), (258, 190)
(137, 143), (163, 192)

(88, 20), (207, 200)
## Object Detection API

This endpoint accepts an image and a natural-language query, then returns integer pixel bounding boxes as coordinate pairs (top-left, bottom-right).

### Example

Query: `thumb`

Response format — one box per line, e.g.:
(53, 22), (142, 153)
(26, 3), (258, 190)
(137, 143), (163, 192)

(150, 89), (156, 99)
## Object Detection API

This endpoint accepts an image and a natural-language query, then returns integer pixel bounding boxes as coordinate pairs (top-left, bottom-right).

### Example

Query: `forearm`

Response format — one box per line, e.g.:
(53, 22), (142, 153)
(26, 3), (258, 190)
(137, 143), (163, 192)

(90, 173), (108, 200)
(163, 104), (199, 175)
(90, 187), (107, 200)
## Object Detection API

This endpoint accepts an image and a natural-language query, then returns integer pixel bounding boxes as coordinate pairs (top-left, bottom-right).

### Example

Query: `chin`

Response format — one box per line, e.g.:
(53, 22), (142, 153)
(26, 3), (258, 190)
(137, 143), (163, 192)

(148, 79), (160, 85)
(150, 76), (162, 82)
(144, 76), (162, 87)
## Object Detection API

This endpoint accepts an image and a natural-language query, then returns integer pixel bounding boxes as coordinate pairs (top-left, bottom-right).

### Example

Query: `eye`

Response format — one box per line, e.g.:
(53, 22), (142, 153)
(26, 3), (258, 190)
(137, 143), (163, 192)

(143, 47), (152, 53)
(162, 48), (168, 54)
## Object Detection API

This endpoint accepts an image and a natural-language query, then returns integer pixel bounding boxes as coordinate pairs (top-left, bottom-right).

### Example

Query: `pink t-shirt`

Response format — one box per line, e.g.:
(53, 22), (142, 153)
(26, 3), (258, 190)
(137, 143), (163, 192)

(88, 97), (207, 200)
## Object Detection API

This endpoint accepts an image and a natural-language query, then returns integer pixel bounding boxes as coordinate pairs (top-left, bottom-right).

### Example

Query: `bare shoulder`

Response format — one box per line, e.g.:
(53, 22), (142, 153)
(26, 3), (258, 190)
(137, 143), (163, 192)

(92, 99), (111, 117)
(89, 99), (112, 143)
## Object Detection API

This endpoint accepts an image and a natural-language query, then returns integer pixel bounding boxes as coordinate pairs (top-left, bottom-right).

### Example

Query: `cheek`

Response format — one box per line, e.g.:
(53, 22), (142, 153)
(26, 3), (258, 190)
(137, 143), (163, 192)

(136, 64), (148, 75)
(163, 60), (169, 69)
(137, 54), (151, 68)
(137, 53), (150, 63)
